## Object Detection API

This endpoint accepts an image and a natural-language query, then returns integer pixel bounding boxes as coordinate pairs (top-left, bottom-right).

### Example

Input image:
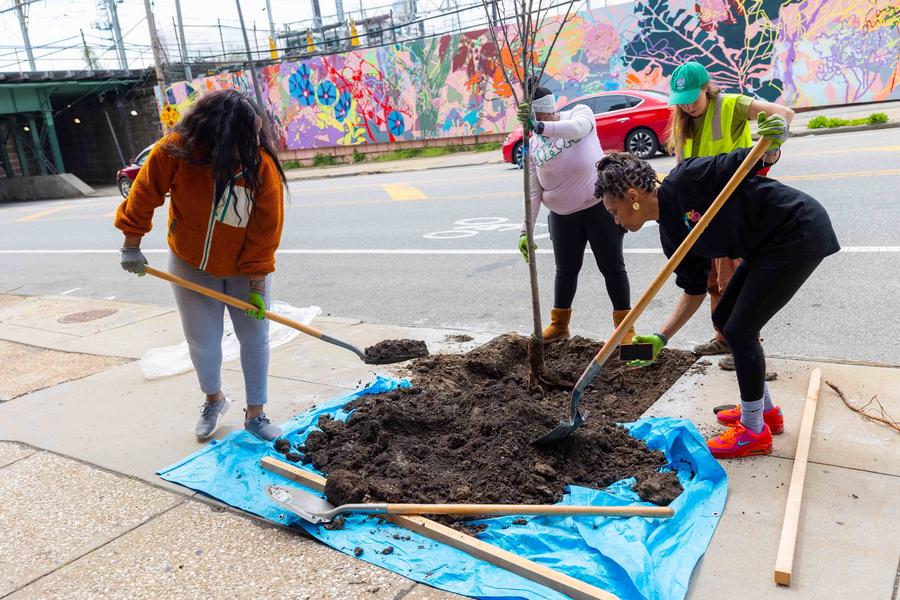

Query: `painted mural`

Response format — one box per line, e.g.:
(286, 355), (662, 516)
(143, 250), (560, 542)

(162, 0), (900, 151)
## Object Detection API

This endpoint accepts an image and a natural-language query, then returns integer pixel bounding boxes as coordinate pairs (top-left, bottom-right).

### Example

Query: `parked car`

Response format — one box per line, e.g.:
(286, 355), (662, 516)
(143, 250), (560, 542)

(501, 90), (671, 165)
(116, 144), (155, 198)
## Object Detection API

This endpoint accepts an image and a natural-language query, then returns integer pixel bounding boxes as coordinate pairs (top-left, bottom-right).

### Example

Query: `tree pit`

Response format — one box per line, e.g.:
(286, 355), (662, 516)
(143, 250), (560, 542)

(301, 334), (695, 523)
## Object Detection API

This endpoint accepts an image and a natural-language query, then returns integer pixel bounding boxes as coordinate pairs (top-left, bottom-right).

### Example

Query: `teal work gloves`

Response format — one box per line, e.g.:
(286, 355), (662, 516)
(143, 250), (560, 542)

(246, 290), (266, 320)
(120, 246), (147, 276)
(628, 333), (667, 367)
(518, 234), (538, 263)
(757, 112), (788, 150)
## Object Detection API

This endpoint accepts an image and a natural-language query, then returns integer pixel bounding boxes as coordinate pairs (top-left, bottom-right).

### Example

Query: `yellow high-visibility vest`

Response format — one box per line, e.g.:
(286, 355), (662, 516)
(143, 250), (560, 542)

(684, 93), (752, 158)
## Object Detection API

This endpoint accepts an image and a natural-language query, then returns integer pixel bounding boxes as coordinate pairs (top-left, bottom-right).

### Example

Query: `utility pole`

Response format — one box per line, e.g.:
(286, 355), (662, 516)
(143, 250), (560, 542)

(217, 18), (226, 59)
(174, 0), (192, 80)
(144, 0), (168, 99)
(106, 0), (128, 69)
(235, 0), (265, 113)
(335, 0), (344, 22)
(80, 28), (95, 73)
(311, 0), (323, 41)
(14, 0), (36, 71)
(264, 0), (277, 59)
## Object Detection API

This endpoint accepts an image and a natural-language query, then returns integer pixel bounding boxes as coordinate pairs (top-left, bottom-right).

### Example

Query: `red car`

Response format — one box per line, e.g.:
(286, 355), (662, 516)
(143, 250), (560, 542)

(501, 90), (671, 165)
(116, 144), (155, 198)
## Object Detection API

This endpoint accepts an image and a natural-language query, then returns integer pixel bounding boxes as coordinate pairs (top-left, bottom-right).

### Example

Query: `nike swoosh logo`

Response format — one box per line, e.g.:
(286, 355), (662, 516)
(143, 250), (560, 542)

(737, 440), (751, 446)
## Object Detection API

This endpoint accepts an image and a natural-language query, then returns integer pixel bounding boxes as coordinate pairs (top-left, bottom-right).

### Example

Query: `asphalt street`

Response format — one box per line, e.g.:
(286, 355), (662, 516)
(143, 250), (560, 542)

(1, 128), (898, 365)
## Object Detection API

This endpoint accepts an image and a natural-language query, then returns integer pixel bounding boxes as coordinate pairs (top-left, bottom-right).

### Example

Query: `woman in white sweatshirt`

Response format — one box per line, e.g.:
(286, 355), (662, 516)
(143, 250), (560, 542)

(516, 83), (633, 343)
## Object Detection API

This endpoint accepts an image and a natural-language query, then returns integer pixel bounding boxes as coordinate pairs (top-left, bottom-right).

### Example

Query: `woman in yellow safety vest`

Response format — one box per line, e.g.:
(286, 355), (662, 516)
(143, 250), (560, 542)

(665, 61), (795, 379)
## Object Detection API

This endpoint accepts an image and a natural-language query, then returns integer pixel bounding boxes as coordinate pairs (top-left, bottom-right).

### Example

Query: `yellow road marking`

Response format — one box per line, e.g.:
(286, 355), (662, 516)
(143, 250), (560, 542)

(382, 183), (428, 201)
(15, 205), (76, 222)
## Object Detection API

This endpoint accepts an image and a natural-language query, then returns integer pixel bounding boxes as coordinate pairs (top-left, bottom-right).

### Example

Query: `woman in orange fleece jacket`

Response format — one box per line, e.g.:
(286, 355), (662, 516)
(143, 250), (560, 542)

(115, 89), (287, 442)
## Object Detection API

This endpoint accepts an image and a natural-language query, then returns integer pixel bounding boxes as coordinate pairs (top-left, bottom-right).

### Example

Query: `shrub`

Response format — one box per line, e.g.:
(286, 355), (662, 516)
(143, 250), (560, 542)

(351, 148), (366, 163)
(868, 112), (889, 125)
(312, 154), (339, 167)
(807, 116), (828, 129)
(281, 159), (301, 170)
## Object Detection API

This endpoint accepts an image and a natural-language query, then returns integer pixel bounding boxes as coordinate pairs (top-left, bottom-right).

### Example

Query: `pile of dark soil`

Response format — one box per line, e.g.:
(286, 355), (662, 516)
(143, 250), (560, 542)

(301, 334), (695, 512)
(364, 339), (429, 363)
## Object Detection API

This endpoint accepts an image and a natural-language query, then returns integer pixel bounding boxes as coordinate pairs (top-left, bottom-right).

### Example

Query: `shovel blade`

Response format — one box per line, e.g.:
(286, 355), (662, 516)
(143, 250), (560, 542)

(266, 484), (334, 524)
(532, 409), (588, 445)
(364, 354), (421, 365)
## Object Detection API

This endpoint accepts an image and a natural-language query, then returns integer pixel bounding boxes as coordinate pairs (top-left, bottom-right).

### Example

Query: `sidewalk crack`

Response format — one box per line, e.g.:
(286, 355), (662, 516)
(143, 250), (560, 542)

(0, 499), (187, 599)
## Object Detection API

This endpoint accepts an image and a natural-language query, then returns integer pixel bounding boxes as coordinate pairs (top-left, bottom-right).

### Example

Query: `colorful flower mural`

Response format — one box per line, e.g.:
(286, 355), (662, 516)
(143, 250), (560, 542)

(161, 0), (900, 152)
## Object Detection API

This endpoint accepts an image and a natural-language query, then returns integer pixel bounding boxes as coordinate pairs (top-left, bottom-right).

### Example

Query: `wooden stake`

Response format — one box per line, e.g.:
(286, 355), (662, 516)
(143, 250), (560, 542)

(773, 368), (822, 586)
(261, 457), (620, 600)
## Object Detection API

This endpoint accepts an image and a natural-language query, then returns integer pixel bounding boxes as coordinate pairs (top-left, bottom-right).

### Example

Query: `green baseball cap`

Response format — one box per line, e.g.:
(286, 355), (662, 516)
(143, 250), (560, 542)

(668, 62), (710, 105)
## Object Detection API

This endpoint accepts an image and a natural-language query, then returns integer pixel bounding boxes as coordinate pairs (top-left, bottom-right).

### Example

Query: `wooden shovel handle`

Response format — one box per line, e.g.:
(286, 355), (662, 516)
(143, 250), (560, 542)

(144, 265), (325, 340)
(386, 503), (674, 518)
(576, 138), (772, 389)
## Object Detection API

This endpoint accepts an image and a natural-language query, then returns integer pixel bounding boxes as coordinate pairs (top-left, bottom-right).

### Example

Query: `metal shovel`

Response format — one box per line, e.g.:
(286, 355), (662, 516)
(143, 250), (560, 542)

(266, 484), (674, 524)
(144, 266), (427, 365)
(534, 137), (772, 444)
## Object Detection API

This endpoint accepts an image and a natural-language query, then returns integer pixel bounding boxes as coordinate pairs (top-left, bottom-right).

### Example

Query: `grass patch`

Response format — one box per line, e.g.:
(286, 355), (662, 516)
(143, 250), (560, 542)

(280, 141), (504, 170)
(311, 154), (340, 167)
(373, 141), (503, 162)
(807, 112), (889, 129)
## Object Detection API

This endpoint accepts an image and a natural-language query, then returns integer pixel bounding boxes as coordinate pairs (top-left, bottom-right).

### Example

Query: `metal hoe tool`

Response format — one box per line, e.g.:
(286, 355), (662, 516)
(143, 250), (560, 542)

(266, 484), (675, 524)
(534, 137), (772, 444)
(144, 266), (422, 365)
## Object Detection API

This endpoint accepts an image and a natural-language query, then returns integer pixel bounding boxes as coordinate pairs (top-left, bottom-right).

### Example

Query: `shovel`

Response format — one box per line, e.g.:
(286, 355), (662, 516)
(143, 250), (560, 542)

(534, 137), (772, 444)
(144, 266), (427, 365)
(266, 484), (674, 524)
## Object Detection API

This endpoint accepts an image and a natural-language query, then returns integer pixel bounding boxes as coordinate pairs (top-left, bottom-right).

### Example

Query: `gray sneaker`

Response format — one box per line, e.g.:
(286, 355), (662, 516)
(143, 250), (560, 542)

(718, 355), (778, 381)
(245, 410), (283, 441)
(693, 337), (730, 355)
(196, 396), (231, 441)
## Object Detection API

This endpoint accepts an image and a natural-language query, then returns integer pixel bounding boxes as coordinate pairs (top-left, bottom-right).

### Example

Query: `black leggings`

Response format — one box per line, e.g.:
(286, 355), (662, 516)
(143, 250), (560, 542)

(548, 203), (630, 310)
(712, 260), (822, 402)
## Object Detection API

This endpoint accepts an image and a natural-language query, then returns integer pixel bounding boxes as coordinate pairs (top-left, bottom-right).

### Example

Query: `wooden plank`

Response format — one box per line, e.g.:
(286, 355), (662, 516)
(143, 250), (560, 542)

(261, 456), (620, 600)
(773, 368), (822, 586)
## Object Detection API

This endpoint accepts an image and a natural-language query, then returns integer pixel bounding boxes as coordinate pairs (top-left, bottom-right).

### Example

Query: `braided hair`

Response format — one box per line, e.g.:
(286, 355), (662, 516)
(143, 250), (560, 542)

(594, 152), (658, 200)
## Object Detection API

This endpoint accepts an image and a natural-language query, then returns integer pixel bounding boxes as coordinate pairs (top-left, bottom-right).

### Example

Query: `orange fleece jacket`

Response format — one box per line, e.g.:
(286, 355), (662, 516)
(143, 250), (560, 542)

(114, 133), (284, 278)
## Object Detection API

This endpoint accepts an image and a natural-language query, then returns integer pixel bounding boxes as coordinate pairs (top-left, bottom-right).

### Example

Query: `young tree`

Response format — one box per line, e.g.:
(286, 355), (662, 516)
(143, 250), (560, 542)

(480, 0), (578, 390)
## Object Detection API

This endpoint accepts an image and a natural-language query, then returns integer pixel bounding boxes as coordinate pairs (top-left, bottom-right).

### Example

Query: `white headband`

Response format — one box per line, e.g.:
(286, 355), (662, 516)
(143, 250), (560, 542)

(532, 93), (557, 114)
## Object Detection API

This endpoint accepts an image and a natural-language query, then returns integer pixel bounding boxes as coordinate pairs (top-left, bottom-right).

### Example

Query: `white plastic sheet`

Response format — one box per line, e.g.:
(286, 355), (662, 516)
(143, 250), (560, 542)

(141, 302), (321, 379)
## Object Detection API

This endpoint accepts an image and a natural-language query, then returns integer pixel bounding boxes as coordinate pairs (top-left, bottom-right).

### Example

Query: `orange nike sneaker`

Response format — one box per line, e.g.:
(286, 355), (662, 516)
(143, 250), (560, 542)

(716, 406), (784, 434)
(706, 423), (773, 459)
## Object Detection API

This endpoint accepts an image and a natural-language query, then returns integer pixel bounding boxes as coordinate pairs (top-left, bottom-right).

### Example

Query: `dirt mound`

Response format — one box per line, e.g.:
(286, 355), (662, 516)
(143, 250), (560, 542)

(302, 334), (694, 511)
(364, 339), (429, 363)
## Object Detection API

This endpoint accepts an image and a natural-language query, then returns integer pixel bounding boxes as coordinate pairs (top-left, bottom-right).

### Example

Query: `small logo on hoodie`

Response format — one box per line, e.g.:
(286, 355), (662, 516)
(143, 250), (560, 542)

(683, 210), (702, 230)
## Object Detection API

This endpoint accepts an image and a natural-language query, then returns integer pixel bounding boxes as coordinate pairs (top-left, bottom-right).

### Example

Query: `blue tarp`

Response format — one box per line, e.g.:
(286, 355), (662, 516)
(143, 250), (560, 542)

(159, 376), (727, 600)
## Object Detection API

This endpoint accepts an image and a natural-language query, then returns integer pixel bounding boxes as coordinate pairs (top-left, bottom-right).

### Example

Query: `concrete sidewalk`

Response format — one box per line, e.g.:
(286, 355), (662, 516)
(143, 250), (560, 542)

(0, 293), (897, 599)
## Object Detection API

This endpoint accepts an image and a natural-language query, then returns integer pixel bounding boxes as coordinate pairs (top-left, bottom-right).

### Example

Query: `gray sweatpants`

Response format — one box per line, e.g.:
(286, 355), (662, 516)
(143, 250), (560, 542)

(169, 253), (271, 406)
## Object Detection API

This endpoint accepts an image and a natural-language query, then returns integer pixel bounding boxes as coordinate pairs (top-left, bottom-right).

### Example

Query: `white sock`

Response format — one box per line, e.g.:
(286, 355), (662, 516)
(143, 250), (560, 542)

(763, 383), (775, 412)
(740, 397), (765, 433)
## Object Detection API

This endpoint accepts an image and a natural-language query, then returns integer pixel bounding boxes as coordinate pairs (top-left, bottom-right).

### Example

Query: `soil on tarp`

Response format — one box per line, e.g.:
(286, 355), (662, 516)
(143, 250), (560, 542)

(302, 334), (694, 516)
(364, 339), (429, 363)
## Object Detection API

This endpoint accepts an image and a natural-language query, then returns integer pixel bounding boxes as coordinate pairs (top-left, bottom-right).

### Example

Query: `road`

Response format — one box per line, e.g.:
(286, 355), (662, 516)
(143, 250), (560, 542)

(1, 128), (899, 364)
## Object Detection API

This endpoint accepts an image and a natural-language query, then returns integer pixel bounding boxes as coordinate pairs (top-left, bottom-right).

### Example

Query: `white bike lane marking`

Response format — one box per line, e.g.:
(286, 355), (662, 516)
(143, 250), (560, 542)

(423, 217), (550, 240)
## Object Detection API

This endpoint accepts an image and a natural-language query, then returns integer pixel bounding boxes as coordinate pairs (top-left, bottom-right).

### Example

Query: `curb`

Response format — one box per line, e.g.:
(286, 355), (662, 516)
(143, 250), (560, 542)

(751, 120), (900, 140)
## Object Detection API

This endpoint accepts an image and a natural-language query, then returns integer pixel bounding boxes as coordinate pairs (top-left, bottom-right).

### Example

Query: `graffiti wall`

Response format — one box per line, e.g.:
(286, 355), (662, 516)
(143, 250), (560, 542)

(162, 0), (900, 151)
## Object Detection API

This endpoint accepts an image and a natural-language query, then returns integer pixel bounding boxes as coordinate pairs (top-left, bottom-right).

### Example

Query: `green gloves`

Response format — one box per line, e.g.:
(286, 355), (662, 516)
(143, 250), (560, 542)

(628, 333), (666, 367)
(246, 290), (266, 320)
(518, 234), (538, 263)
(517, 102), (533, 128)
(757, 112), (788, 150)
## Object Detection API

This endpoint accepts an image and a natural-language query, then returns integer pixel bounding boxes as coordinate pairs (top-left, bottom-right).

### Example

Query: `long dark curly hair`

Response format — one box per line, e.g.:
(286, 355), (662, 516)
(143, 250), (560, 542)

(594, 152), (659, 200)
(165, 89), (286, 203)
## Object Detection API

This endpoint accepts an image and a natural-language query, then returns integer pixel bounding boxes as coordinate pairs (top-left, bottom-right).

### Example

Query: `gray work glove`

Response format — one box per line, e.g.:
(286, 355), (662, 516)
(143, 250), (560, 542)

(120, 247), (148, 276)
